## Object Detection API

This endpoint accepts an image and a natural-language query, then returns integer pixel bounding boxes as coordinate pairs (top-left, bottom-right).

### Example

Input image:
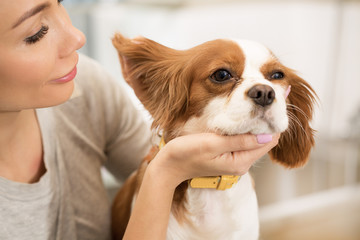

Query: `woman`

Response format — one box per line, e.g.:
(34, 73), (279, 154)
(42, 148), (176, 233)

(0, 0), (279, 239)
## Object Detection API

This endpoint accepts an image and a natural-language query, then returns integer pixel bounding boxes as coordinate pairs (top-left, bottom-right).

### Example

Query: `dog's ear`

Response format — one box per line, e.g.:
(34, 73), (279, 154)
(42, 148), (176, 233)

(112, 33), (191, 132)
(269, 71), (317, 168)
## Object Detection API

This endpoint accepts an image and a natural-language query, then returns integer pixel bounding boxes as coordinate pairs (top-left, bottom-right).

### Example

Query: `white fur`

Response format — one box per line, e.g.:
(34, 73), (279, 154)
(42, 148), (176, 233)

(168, 40), (289, 239)
(167, 173), (259, 240)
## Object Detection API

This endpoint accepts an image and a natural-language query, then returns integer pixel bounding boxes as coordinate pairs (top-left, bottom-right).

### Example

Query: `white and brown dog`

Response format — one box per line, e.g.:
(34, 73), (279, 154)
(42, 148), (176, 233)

(111, 33), (316, 240)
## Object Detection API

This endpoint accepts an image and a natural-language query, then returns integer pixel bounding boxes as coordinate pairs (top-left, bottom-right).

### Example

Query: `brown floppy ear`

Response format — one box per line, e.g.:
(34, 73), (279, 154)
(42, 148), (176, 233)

(269, 71), (317, 168)
(112, 33), (191, 132)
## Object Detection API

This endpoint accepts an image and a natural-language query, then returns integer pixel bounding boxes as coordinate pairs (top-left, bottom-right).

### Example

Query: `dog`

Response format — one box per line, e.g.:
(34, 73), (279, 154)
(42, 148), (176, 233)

(111, 33), (317, 240)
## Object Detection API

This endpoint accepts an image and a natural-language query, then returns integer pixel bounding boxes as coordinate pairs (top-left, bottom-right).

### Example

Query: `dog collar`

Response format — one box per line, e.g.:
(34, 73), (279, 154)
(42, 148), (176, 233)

(189, 175), (240, 190)
(158, 136), (240, 190)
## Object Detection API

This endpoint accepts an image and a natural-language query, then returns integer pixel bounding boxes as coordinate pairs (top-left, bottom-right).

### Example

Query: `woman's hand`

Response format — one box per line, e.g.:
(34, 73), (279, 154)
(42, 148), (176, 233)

(149, 133), (280, 189)
(123, 133), (280, 240)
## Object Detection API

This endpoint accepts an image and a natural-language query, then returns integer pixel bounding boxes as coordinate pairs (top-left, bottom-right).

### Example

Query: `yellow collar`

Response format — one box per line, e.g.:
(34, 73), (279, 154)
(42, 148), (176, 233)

(158, 136), (240, 190)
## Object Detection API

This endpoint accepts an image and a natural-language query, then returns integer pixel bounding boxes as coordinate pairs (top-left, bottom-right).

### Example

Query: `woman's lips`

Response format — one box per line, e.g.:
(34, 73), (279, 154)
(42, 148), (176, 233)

(51, 66), (77, 83)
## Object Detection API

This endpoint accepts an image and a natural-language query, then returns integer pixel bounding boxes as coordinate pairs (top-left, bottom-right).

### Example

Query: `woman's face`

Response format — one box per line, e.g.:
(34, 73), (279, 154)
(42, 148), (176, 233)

(0, 0), (86, 111)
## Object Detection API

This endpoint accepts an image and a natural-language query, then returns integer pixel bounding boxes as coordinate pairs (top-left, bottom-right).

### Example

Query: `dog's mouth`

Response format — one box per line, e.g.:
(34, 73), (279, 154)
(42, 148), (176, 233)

(252, 107), (277, 128)
(251, 109), (288, 134)
(251, 105), (273, 120)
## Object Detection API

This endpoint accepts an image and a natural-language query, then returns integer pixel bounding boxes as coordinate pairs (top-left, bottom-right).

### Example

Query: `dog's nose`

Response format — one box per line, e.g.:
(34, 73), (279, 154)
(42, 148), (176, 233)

(247, 85), (275, 107)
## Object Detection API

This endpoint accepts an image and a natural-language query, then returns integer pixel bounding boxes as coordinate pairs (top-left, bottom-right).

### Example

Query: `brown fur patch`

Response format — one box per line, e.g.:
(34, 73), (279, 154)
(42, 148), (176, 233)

(260, 59), (317, 168)
(185, 40), (245, 122)
(111, 171), (138, 240)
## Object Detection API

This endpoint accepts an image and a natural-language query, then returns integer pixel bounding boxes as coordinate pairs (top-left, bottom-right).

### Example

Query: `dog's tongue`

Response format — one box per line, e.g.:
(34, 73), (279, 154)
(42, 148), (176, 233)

(285, 85), (291, 99)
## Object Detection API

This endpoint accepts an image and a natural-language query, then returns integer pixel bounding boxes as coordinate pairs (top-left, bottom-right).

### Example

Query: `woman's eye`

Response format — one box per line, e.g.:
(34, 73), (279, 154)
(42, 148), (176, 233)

(24, 25), (49, 44)
(210, 69), (232, 83)
(58, 0), (64, 3)
(270, 71), (285, 80)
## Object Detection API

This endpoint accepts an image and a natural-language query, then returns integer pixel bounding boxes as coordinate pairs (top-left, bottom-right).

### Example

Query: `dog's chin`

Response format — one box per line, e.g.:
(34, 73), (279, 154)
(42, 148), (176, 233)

(248, 118), (288, 135)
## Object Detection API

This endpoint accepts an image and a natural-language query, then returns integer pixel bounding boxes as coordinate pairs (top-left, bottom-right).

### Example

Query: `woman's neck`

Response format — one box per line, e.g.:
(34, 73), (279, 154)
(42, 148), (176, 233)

(0, 109), (45, 183)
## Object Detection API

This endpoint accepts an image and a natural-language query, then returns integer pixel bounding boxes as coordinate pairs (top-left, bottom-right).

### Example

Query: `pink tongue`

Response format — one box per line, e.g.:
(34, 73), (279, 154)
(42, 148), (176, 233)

(285, 85), (291, 99)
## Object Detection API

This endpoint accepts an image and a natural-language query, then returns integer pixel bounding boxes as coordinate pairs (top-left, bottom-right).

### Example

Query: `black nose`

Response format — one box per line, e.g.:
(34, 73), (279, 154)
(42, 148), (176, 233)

(247, 85), (275, 107)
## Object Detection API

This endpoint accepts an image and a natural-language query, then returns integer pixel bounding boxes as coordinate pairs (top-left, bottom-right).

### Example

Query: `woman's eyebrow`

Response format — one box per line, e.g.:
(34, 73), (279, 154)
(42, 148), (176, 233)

(12, 2), (51, 29)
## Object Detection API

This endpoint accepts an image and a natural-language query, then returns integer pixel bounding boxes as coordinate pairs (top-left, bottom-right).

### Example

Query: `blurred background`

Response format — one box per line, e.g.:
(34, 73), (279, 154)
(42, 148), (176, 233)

(63, 0), (360, 239)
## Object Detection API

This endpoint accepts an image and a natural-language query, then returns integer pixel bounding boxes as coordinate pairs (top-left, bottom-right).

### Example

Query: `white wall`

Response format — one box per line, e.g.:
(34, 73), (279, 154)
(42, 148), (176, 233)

(82, 0), (360, 139)
(330, 1), (360, 138)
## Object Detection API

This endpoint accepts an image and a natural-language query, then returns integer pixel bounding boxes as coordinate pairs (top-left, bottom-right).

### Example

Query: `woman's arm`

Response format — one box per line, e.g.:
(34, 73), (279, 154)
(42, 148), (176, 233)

(123, 133), (280, 239)
(122, 163), (176, 240)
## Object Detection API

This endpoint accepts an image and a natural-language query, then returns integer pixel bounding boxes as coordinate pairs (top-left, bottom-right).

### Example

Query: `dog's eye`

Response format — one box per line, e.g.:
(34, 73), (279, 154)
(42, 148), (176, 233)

(210, 69), (232, 83)
(270, 71), (285, 80)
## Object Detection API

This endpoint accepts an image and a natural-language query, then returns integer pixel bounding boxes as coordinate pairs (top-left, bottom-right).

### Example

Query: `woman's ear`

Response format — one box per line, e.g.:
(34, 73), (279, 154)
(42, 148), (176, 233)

(112, 33), (191, 132)
(269, 72), (317, 168)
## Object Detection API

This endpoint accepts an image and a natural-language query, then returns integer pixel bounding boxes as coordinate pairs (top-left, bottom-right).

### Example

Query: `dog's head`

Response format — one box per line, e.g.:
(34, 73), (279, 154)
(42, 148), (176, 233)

(113, 33), (317, 168)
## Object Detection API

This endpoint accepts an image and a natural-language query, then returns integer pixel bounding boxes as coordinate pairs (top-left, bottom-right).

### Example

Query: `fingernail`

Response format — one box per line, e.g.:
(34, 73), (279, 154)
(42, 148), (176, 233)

(256, 134), (273, 144)
(285, 85), (291, 99)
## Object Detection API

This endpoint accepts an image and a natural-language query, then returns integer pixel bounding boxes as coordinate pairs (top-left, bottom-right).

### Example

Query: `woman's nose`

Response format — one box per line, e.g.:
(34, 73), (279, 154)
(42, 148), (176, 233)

(70, 25), (86, 52)
(59, 24), (86, 58)
(58, 10), (86, 58)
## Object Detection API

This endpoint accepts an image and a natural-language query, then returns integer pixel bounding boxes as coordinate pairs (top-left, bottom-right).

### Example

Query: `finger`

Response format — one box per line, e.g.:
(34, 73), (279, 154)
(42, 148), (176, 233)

(232, 134), (280, 166)
(238, 135), (279, 163)
(211, 134), (280, 175)
(204, 133), (274, 155)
